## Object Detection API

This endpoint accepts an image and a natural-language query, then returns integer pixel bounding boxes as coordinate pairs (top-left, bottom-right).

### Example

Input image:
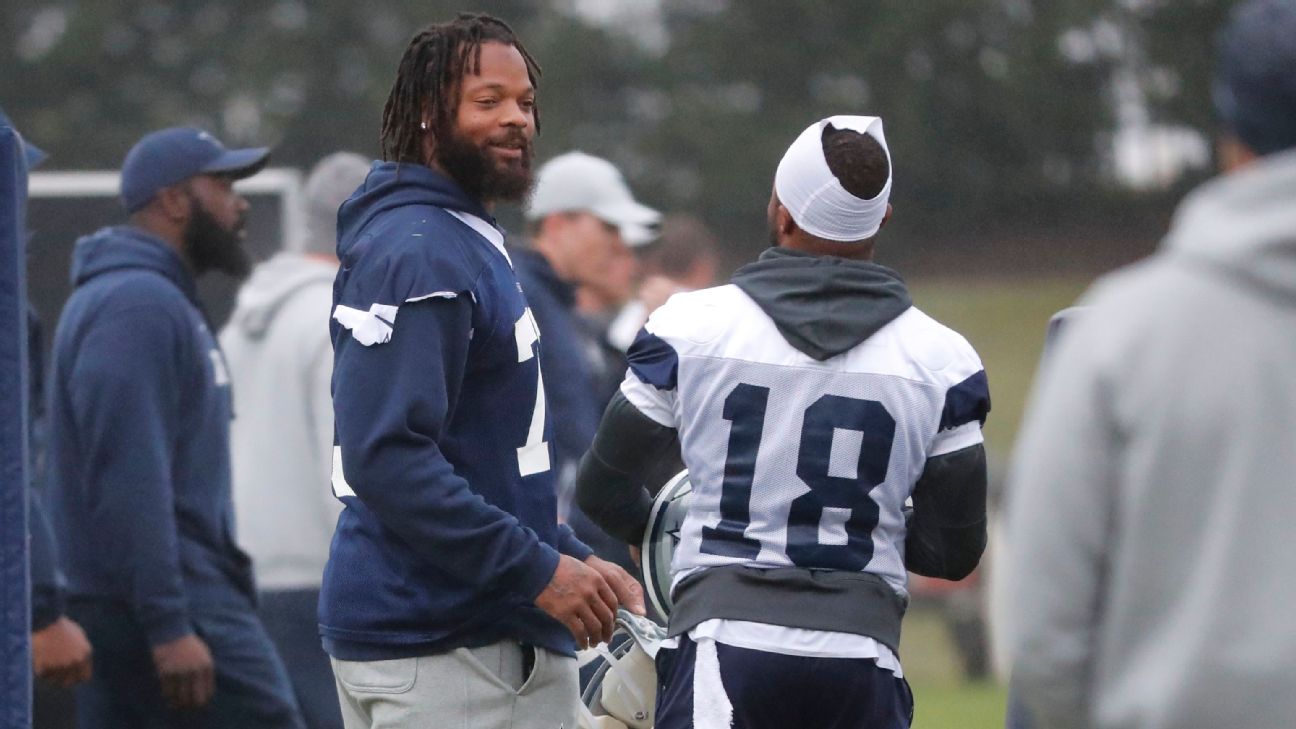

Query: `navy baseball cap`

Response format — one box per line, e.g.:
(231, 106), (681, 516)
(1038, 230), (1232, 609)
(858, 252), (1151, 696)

(1214, 0), (1296, 156)
(120, 127), (269, 212)
(0, 108), (47, 169)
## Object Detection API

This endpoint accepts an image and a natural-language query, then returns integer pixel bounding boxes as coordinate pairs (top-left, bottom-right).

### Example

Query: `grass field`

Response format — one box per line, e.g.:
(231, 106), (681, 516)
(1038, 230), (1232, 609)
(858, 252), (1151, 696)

(903, 605), (1009, 728)
(908, 275), (1093, 458)
(895, 275), (1097, 727)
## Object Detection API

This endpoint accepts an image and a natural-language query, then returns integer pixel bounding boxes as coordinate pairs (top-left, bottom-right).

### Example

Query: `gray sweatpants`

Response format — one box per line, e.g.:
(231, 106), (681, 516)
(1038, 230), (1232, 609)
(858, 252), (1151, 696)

(331, 642), (578, 729)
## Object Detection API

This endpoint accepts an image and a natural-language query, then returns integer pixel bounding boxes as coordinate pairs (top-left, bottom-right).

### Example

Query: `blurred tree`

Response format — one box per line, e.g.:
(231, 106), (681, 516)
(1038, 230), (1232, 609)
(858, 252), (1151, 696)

(637, 0), (1123, 262)
(2, 0), (1232, 272)
(1120, 0), (1235, 153)
(0, 1), (620, 166)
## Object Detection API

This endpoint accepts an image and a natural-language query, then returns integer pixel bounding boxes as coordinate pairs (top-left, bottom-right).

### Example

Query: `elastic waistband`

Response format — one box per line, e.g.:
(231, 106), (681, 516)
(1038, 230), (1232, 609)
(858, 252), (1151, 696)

(668, 565), (908, 652)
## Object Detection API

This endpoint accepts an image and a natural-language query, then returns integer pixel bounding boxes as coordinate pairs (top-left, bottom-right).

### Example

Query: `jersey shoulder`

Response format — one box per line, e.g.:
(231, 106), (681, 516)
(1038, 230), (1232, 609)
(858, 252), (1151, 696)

(643, 284), (746, 347)
(882, 306), (984, 387)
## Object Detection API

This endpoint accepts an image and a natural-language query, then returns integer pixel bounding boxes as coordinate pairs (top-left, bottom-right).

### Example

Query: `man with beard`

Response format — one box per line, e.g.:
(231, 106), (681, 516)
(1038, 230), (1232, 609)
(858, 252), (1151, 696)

(321, 14), (643, 729)
(46, 127), (304, 728)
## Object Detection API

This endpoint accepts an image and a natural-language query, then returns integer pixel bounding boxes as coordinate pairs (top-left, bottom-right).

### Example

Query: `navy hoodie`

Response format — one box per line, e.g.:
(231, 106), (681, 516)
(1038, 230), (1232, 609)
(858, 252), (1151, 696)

(320, 163), (590, 661)
(47, 226), (252, 647)
(510, 248), (601, 500)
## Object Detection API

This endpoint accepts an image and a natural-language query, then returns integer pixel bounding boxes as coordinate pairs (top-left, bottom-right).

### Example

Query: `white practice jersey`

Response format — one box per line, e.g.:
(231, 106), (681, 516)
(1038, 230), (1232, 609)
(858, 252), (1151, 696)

(622, 283), (988, 603)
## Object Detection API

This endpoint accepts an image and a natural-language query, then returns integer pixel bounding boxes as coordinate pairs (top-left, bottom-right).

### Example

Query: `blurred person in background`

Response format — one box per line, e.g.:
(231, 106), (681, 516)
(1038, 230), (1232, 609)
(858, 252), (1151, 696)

(1, 107), (93, 729)
(596, 213), (723, 497)
(602, 214), (721, 389)
(46, 127), (304, 728)
(221, 151), (371, 729)
(518, 151), (661, 572)
(1005, 1), (1296, 727)
(997, 307), (1086, 729)
(321, 15), (642, 729)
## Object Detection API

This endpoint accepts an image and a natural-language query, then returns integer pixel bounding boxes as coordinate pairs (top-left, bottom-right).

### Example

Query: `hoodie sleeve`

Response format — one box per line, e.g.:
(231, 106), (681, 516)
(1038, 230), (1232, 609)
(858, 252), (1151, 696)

(29, 489), (65, 632)
(332, 294), (560, 601)
(27, 308), (65, 631)
(67, 305), (191, 646)
(555, 524), (593, 561)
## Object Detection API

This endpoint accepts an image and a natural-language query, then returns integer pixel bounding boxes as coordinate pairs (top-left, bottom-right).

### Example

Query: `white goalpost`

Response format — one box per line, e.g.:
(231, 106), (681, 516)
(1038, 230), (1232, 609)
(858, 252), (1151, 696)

(28, 167), (308, 252)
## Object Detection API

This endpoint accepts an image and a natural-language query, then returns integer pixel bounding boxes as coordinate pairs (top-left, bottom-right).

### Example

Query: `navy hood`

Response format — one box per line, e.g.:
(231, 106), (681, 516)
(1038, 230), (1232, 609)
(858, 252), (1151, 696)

(731, 247), (912, 361)
(337, 162), (493, 258)
(71, 226), (196, 301)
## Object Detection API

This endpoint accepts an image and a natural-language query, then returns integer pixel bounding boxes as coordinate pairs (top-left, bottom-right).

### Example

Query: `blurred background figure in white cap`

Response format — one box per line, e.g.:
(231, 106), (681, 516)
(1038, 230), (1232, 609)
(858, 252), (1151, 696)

(515, 150), (661, 576)
(221, 151), (372, 729)
(526, 151), (662, 316)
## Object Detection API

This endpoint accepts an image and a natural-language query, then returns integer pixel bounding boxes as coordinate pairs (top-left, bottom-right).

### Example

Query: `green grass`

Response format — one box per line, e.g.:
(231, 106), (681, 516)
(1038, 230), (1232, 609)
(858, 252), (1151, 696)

(903, 606), (1008, 728)
(912, 681), (1010, 728)
(890, 276), (1098, 727)
(908, 276), (1093, 458)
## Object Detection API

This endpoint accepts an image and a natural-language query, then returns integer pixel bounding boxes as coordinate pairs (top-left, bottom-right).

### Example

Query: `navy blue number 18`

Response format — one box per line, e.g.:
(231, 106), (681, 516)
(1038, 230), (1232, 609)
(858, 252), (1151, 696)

(700, 384), (896, 570)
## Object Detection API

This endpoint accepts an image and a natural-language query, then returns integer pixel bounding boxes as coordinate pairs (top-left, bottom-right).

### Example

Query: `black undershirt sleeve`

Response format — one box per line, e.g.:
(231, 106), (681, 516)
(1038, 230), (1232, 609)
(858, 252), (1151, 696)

(904, 442), (989, 580)
(575, 392), (680, 545)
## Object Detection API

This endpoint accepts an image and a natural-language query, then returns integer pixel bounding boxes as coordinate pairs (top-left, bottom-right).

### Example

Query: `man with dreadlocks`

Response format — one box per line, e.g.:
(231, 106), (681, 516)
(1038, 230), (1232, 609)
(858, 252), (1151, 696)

(319, 14), (644, 729)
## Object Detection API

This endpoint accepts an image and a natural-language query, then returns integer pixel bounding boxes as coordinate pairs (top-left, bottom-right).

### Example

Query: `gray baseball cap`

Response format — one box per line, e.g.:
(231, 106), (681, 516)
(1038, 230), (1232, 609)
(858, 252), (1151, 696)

(526, 152), (661, 247)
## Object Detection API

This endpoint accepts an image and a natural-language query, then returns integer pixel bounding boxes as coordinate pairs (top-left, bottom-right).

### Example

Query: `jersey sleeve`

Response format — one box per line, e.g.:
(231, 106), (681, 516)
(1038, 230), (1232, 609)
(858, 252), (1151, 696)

(619, 320), (681, 428)
(930, 345), (991, 457)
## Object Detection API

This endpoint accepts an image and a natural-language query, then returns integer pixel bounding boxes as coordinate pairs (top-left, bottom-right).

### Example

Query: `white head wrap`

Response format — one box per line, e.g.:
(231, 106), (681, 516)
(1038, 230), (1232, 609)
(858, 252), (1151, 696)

(773, 115), (892, 242)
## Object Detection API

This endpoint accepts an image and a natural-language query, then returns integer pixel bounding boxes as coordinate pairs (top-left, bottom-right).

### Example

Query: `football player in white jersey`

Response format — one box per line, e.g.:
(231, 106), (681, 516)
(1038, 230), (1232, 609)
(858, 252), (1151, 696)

(575, 115), (990, 729)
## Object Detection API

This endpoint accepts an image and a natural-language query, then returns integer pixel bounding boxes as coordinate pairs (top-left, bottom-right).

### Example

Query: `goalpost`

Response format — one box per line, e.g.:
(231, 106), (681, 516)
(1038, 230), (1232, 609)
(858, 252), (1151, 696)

(24, 166), (308, 339)
(28, 167), (307, 253)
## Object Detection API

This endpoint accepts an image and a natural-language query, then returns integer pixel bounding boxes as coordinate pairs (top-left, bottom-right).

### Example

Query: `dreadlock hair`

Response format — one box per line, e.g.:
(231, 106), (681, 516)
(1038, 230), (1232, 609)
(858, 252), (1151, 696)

(821, 123), (890, 200)
(380, 13), (541, 164)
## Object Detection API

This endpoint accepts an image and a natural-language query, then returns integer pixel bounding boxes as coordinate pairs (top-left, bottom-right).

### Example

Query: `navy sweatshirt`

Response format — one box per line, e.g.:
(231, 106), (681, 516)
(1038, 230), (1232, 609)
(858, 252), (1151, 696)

(510, 248), (601, 499)
(319, 163), (591, 661)
(27, 307), (65, 631)
(47, 227), (252, 647)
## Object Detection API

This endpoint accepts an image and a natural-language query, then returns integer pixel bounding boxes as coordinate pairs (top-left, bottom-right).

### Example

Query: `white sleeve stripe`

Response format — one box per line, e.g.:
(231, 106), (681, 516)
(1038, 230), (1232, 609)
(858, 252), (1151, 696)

(405, 291), (459, 303)
(620, 376), (677, 428)
(331, 446), (356, 498)
(333, 303), (397, 346)
(929, 421), (983, 457)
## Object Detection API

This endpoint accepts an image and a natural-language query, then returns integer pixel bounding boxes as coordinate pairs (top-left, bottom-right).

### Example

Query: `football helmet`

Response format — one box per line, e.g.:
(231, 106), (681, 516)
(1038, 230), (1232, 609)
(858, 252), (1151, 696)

(577, 609), (668, 729)
(640, 470), (692, 619)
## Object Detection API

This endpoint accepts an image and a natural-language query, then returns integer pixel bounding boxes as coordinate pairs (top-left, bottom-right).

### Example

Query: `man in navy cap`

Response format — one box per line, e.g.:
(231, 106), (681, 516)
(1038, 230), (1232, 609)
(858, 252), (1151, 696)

(46, 127), (304, 728)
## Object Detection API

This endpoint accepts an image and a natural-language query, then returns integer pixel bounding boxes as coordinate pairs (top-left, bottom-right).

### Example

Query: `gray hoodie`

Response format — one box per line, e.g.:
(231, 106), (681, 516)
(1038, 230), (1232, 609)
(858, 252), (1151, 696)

(1005, 148), (1296, 728)
(220, 252), (340, 591)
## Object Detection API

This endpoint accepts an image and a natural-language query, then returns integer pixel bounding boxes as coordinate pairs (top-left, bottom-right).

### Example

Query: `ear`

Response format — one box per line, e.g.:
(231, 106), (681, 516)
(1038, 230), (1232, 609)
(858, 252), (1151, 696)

(155, 184), (193, 224)
(878, 203), (893, 231)
(1217, 134), (1257, 174)
(776, 203), (797, 239)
